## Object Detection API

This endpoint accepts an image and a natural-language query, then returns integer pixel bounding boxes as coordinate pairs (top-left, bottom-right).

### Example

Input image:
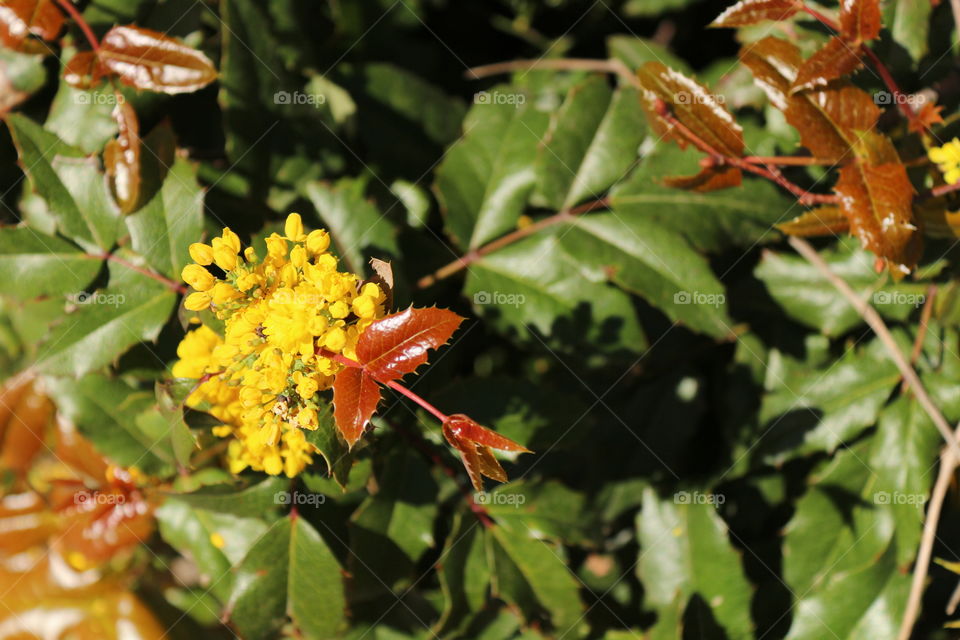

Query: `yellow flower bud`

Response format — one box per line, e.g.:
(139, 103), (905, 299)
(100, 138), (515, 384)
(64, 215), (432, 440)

(182, 264), (215, 291)
(266, 234), (287, 259)
(324, 327), (347, 351)
(297, 408), (318, 430)
(263, 452), (283, 475)
(329, 300), (349, 319)
(221, 227), (241, 253)
(284, 213), (306, 241)
(211, 282), (241, 305)
(352, 295), (377, 319)
(290, 245), (307, 268)
(189, 243), (215, 265)
(184, 291), (211, 311)
(213, 244), (238, 272)
(306, 229), (330, 254)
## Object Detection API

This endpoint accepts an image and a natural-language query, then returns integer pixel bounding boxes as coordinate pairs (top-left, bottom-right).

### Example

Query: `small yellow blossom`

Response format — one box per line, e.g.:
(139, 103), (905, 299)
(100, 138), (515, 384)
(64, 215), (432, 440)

(172, 213), (386, 478)
(929, 138), (960, 185)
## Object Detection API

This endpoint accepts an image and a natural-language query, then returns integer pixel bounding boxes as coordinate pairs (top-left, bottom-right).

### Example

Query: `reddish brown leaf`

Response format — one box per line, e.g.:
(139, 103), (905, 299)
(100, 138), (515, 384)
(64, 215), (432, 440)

(473, 444), (508, 483)
(63, 51), (103, 89)
(776, 206), (850, 236)
(332, 366), (381, 447)
(356, 306), (464, 382)
(98, 25), (218, 94)
(740, 36), (879, 162)
(792, 37), (863, 92)
(636, 61), (744, 158)
(711, 0), (800, 27)
(835, 161), (917, 276)
(0, 0), (63, 49)
(443, 414), (530, 453)
(909, 101), (944, 134)
(839, 0), (881, 43)
(662, 165), (742, 192)
(104, 98), (142, 213)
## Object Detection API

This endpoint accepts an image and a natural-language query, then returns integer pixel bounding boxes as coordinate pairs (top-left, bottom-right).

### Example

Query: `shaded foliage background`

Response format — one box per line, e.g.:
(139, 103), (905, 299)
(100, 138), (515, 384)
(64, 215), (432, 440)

(2, 0), (960, 639)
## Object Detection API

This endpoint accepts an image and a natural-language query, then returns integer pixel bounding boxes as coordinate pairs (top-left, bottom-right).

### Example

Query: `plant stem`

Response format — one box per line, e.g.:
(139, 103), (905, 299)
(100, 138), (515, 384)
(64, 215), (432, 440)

(417, 197), (609, 288)
(85, 252), (186, 294)
(465, 57), (640, 89)
(742, 155), (831, 166)
(54, 0), (100, 52)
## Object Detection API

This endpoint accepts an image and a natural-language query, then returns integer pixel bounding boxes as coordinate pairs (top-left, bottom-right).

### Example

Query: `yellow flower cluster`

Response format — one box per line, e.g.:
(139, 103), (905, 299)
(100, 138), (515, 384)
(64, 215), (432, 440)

(929, 138), (960, 185)
(171, 214), (387, 477)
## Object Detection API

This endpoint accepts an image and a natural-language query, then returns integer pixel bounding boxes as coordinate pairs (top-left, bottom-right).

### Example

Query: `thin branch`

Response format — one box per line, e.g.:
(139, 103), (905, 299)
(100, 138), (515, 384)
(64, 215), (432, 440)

(417, 197), (609, 289)
(466, 57), (640, 88)
(742, 155), (832, 166)
(54, 0), (100, 52)
(787, 237), (960, 459)
(85, 252), (186, 294)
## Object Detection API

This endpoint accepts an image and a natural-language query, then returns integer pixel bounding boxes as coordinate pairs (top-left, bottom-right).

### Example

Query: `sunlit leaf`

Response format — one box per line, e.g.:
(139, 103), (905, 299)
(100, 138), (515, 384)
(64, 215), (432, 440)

(839, 0), (882, 43)
(98, 25), (218, 94)
(0, 226), (101, 299)
(331, 366), (380, 448)
(62, 51), (101, 89)
(0, 0), (63, 49)
(103, 98), (141, 213)
(792, 37), (863, 93)
(356, 306), (464, 382)
(776, 206), (849, 237)
(710, 0), (799, 27)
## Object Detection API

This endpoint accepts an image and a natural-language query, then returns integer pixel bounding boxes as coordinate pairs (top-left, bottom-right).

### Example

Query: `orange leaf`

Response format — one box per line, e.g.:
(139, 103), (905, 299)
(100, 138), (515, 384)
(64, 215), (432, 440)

(711, 0), (800, 27)
(98, 25), (218, 94)
(332, 366), (381, 447)
(776, 206), (850, 236)
(792, 37), (863, 92)
(636, 61), (744, 158)
(662, 165), (742, 192)
(63, 51), (103, 89)
(740, 36), (879, 162)
(0, 0), (63, 49)
(356, 306), (464, 382)
(444, 414), (530, 453)
(909, 101), (944, 134)
(442, 414), (528, 491)
(104, 98), (142, 213)
(839, 0), (881, 43)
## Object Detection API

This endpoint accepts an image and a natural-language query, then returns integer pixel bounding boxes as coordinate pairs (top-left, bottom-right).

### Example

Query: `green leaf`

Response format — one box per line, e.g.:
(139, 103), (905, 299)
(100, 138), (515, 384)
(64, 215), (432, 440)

(488, 516), (586, 637)
(228, 516), (346, 640)
(0, 49), (45, 113)
(35, 253), (177, 377)
(611, 143), (792, 252)
(607, 35), (692, 74)
(435, 87), (550, 249)
(172, 476), (288, 518)
(302, 178), (399, 274)
(755, 239), (928, 336)
(757, 339), (900, 461)
(126, 157), (205, 278)
(536, 77), (644, 210)
(560, 213), (732, 337)
(156, 380), (198, 468)
(484, 480), (591, 545)
(45, 81), (119, 154)
(885, 0), (932, 61)
(0, 227), (101, 299)
(303, 402), (353, 488)
(435, 510), (490, 636)
(43, 373), (171, 474)
(465, 232), (647, 353)
(7, 114), (121, 251)
(636, 488), (753, 640)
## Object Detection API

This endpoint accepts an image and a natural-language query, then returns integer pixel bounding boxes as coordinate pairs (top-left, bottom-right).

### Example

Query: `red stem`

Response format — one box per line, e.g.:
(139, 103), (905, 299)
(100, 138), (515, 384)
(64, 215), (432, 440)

(85, 252), (186, 294)
(54, 0), (100, 52)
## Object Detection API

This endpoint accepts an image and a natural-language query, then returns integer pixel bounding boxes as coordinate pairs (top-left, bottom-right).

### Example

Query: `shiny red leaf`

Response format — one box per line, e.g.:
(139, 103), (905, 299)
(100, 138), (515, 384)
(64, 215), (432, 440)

(63, 51), (103, 89)
(662, 165), (742, 192)
(776, 206), (850, 237)
(356, 306), (464, 382)
(792, 37), (863, 93)
(443, 414), (530, 453)
(98, 25), (218, 94)
(711, 0), (799, 27)
(839, 0), (881, 43)
(0, 0), (63, 49)
(332, 366), (381, 448)
(103, 98), (142, 213)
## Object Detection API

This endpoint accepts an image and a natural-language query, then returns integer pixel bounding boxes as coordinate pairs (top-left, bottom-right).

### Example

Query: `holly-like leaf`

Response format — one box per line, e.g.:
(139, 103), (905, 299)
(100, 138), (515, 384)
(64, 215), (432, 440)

(0, 0), (63, 49)
(776, 206), (849, 237)
(740, 36), (879, 162)
(356, 307), (464, 382)
(0, 227), (101, 299)
(98, 25), (218, 94)
(792, 37), (864, 93)
(839, 0), (882, 43)
(103, 98), (141, 213)
(636, 61), (744, 158)
(331, 366), (380, 448)
(710, 0), (799, 27)
(443, 414), (528, 491)
(62, 51), (101, 89)
(835, 160), (917, 276)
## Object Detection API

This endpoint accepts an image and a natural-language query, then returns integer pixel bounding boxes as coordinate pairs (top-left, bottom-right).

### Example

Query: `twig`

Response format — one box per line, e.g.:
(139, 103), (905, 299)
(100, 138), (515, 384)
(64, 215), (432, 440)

(742, 155), (832, 166)
(787, 237), (960, 459)
(905, 285), (937, 383)
(417, 197), (610, 288)
(466, 58), (640, 89)
(54, 0), (100, 52)
(84, 252), (187, 294)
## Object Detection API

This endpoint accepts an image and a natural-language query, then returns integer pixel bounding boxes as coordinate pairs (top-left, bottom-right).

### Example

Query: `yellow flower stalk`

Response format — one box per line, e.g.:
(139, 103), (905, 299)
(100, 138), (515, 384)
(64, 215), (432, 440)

(172, 214), (387, 478)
